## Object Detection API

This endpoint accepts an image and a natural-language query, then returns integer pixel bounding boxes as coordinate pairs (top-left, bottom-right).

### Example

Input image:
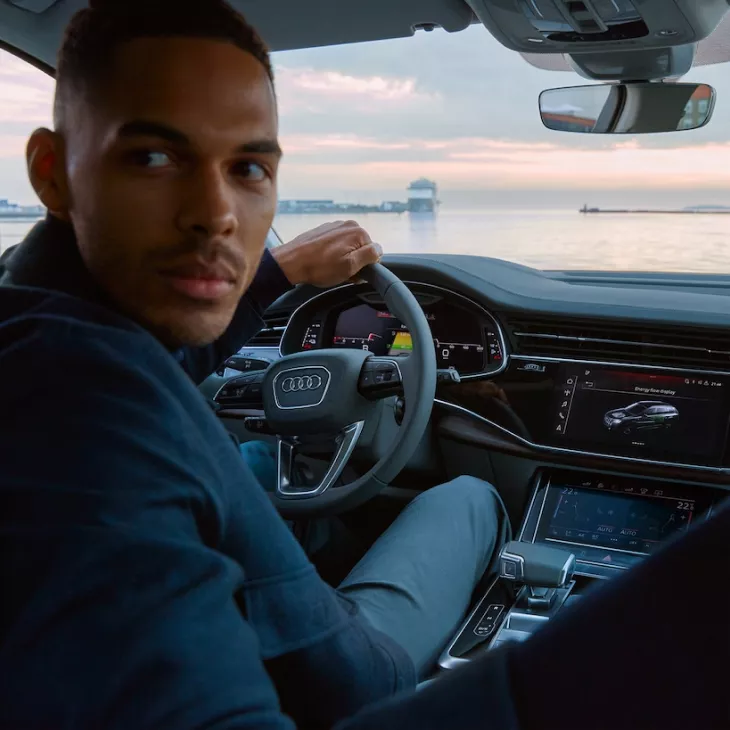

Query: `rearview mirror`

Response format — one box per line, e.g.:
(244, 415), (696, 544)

(539, 82), (715, 134)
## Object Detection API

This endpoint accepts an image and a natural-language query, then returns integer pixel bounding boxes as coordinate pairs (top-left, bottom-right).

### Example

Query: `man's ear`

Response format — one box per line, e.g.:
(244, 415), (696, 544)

(26, 128), (71, 222)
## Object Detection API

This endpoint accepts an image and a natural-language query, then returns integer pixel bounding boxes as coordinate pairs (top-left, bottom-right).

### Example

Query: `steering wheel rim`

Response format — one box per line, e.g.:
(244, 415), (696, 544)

(262, 263), (437, 517)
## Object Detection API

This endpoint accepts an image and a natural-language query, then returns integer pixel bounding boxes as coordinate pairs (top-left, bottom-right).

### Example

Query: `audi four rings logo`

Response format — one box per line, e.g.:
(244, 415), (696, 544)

(280, 374), (323, 393)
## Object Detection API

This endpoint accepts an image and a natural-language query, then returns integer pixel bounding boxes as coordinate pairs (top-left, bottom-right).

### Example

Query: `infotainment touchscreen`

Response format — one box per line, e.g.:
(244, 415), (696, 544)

(546, 365), (730, 465)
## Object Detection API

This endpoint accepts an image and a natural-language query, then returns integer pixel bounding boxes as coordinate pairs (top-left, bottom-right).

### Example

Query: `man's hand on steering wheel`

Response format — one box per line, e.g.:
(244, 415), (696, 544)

(272, 220), (383, 288)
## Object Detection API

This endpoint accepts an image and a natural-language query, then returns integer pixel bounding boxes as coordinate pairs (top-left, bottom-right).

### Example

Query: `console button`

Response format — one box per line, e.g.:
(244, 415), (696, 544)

(473, 604), (504, 638)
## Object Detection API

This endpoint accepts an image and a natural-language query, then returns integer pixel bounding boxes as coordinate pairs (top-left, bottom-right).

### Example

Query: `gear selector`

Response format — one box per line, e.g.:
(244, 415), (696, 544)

(499, 541), (576, 613)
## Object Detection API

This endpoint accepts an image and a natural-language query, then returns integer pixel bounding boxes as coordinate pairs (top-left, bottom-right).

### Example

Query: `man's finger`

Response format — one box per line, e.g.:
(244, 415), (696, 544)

(347, 242), (383, 277)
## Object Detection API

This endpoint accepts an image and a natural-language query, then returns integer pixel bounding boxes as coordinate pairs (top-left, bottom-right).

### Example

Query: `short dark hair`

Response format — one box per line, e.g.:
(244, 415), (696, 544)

(54, 0), (273, 128)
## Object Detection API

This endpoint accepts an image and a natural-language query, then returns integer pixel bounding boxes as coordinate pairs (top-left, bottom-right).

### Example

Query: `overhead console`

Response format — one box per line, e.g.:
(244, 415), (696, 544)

(469, 0), (727, 53)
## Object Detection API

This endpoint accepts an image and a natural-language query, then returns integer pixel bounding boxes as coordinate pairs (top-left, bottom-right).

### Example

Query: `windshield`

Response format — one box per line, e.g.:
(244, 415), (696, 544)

(2, 25), (730, 273)
(271, 26), (730, 273)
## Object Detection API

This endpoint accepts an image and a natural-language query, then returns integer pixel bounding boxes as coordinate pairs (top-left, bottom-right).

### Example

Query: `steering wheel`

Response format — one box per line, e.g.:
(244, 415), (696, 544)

(262, 264), (437, 517)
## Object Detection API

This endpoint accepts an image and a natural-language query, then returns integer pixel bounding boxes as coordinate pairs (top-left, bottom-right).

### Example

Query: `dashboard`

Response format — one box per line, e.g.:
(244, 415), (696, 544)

(258, 255), (730, 478)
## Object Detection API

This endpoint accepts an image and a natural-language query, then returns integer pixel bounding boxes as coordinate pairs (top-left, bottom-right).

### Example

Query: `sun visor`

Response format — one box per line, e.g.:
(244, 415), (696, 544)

(238, 0), (476, 52)
(468, 0), (729, 55)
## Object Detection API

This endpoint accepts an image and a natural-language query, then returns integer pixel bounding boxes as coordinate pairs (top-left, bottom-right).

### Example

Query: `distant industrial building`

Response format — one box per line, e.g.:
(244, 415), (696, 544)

(277, 179), (439, 215)
(407, 178), (438, 213)
(0, 198), (45, 219)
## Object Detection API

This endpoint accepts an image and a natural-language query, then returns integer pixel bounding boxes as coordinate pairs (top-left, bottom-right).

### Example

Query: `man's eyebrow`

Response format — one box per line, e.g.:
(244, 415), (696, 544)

(117, 120), (190, 145)
(116, 121), (282, 157)
(236, 139), (283, 157)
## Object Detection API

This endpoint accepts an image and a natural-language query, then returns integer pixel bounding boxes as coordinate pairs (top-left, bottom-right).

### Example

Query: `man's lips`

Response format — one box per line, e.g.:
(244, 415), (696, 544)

(159, 262), (237, 302)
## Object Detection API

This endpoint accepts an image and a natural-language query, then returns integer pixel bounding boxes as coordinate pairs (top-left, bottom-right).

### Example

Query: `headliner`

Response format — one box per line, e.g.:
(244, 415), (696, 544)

(0, 0), (477, 72)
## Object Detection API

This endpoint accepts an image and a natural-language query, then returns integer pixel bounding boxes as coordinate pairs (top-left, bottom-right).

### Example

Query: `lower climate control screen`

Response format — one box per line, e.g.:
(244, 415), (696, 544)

(541, 486), (694, 553)
(329, 301), (502, 374)
(531, 474), (717, 570)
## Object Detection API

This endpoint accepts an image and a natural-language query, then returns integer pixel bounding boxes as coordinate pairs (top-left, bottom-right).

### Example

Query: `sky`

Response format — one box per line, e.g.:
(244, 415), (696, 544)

(4, 23), (730, 207)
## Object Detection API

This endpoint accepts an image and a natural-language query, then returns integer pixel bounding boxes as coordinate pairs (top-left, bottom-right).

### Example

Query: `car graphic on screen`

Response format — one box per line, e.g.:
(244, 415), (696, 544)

(603, 401), (679, 434)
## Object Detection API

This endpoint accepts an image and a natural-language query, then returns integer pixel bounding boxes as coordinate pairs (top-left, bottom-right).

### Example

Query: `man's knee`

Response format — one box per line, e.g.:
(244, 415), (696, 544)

(239, 439), (277, 491)
(413, 476), (500, 521)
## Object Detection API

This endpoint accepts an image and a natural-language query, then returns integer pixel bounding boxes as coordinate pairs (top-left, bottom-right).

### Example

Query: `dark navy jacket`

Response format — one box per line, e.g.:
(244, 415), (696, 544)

(0, 217), (414, 730)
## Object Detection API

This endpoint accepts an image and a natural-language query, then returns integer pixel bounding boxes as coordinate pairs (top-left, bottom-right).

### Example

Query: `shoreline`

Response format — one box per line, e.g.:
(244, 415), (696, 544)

(580, 207), (730, 215)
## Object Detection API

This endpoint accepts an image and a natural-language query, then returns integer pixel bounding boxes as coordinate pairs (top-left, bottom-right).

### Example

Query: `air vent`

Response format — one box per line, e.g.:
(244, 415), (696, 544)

(245, 312), (291, 348)
(506, 316), (730, 370)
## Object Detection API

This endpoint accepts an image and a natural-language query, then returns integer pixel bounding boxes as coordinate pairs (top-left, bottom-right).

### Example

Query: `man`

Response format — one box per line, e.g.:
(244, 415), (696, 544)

(0, 1), (504, 728)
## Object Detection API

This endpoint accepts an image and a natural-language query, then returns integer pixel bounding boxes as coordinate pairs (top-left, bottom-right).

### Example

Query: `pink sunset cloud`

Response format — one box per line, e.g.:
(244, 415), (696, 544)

(275, 66), (439, 114)
(277, 133), (730, 190)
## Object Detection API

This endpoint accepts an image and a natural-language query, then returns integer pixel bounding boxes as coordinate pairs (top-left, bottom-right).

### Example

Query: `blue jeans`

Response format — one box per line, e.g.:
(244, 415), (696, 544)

(239, 440), (506, 676)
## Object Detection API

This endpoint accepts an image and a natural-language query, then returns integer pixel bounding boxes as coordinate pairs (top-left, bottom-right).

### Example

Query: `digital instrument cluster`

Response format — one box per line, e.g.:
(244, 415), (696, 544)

(329, 302), (503, 373)
(293, 288), (506, 377)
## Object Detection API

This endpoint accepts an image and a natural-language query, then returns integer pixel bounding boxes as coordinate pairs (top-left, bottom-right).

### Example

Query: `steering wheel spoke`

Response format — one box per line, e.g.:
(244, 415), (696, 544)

(276, 421), (365, 499)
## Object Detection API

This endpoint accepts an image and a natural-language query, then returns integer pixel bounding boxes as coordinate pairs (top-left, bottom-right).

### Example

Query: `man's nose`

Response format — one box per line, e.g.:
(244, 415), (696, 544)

(177, 167), (238, 238)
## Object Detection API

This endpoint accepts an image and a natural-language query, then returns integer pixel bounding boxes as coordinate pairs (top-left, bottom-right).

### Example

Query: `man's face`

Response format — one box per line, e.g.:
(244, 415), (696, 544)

(61, 37), (280, 347)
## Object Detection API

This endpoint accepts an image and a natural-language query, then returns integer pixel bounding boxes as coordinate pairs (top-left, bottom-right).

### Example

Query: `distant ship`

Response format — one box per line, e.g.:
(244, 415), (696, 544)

(0, 198), (45, 219)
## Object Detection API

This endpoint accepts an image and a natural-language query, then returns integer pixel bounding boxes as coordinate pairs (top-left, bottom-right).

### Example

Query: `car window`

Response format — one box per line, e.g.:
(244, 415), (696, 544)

(624, 403), (646, 415)
(0, 50), (53, 255)
(270, 27), (730, 273)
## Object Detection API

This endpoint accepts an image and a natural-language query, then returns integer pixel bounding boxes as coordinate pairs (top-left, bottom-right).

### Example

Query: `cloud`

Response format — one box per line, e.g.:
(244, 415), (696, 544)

(279, 67), (430, 100)
(0, 134), (28, 156)
(0, 52), (53, 163)
(278, 138), (730, 194)
(0, 53), (53, 125)
(275, 65), (439, 116)
(280, 133), (412, 153)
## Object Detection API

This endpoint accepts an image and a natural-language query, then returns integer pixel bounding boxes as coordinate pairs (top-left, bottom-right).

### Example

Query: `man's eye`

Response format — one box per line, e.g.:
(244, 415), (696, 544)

(129, 151), (172, 168)
(234, 161), (267, 181)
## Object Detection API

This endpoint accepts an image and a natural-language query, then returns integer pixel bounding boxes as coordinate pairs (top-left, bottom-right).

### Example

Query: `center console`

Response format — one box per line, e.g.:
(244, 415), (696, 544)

(439, 468), (727, 669)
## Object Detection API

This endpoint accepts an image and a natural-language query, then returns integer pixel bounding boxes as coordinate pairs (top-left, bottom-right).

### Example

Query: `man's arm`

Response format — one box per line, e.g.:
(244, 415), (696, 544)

(0, 295), (413, 729)
(0, 314), (297, 730)
(180, 221), (383, 384)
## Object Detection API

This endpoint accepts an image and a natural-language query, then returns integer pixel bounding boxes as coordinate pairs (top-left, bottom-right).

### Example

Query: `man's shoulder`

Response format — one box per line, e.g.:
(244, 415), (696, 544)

(0, 285), (169, 366)
(0, 285), (232, 507)
(0, 285), (193, 414)
(0, 284), (148, 337)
